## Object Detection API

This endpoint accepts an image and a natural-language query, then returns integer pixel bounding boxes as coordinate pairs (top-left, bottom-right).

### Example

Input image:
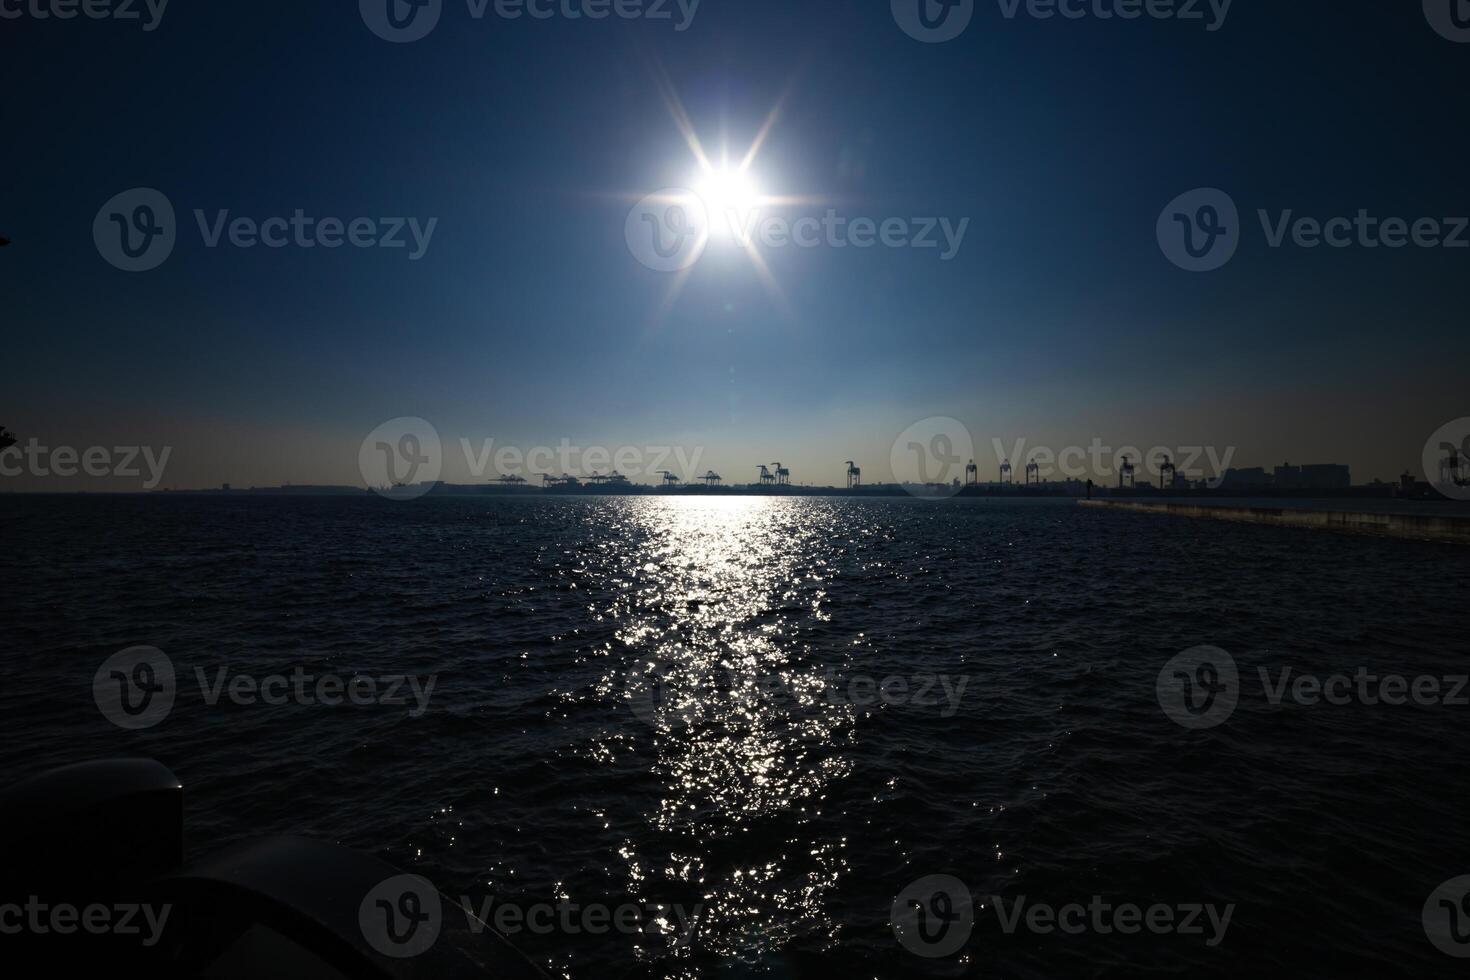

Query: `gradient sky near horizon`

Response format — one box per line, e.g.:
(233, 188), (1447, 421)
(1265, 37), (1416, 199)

(4, 0), (1468, 490)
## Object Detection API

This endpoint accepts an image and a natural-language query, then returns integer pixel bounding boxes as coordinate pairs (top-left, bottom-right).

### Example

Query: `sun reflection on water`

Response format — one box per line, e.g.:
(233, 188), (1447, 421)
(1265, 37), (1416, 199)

(576, 497), (856, 968)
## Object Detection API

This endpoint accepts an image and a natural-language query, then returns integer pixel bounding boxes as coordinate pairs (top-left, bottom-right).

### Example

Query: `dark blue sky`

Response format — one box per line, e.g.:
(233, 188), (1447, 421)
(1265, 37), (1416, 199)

(5, 0), (1467, 488)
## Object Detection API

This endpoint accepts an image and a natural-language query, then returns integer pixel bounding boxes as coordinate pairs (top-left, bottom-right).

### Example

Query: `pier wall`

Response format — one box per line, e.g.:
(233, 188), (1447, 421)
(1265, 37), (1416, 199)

(1079, 500), (1470, 544)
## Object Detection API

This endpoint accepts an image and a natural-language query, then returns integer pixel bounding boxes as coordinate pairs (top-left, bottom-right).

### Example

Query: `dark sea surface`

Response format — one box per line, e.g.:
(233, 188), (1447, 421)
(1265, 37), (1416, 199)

(3, 494), (1469, 978)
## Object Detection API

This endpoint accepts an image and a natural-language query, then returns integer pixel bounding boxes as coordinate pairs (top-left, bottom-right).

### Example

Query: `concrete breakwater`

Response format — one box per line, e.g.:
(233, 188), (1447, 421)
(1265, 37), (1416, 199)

(1080, 499), (1470, 544)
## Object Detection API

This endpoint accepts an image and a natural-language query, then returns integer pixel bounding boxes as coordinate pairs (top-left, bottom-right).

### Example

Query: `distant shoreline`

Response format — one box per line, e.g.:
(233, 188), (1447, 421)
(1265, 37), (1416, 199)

(1082, 499), (1470, 543)
(4, 483), (1466, 508)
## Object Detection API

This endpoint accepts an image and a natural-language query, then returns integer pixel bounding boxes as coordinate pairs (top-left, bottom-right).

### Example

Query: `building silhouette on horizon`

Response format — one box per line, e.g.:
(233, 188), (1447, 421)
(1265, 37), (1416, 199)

(1219, 463), (1351, 491)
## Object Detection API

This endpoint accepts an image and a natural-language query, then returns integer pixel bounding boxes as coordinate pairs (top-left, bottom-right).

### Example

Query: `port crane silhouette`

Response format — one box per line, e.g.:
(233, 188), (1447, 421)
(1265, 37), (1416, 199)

(659, 471), (681, 487)
(701, 470), (722, 487)
(845, 461), (861, 489)
(757, 464), (774, 486)
(965, 459), (978, 485)
(1025, 460), (1040, 485)
(1000, 459), (1013, 485)
(1442, 443), (1470, 489)
(1159, 455), (1178, 489)
(769, 462), (790, 486)
(1119, 455), (1136, 489)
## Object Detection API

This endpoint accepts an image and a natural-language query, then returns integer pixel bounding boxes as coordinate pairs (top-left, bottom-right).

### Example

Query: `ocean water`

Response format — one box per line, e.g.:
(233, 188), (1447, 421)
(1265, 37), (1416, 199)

(3, 494), (1469, 977)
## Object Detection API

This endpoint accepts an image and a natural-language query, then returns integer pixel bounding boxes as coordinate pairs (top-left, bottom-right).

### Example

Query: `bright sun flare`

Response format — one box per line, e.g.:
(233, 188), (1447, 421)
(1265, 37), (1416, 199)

(694, 168), (762, 238)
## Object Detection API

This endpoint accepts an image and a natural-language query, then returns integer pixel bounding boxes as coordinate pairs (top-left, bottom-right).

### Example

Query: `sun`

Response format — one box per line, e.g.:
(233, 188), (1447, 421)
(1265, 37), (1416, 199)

(693, 168), (763, 239)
